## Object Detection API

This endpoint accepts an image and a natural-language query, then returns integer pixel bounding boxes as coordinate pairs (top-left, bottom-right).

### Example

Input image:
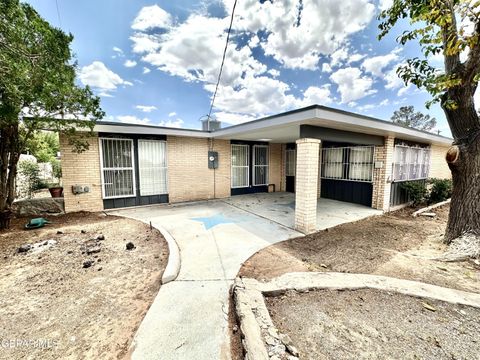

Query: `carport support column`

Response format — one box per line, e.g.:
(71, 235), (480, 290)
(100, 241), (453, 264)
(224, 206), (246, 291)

(295, 138), (321, 234)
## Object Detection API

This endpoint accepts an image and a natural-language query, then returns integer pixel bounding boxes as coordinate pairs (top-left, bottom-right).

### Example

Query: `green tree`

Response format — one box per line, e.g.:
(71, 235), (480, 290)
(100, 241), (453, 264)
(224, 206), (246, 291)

(0, 0), (104, 228)
(391, 105), (437, 132)
(379, 0), (480, 243)
(24, 131), (59, 162)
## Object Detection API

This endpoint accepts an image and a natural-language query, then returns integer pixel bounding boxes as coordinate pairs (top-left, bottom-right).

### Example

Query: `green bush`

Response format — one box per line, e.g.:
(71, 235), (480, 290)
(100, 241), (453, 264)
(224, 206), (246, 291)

(51, 159), (62, 180)
(17, 160), (43, 198)
(428, 178), (452, 204)
(399, 181), (428, 206)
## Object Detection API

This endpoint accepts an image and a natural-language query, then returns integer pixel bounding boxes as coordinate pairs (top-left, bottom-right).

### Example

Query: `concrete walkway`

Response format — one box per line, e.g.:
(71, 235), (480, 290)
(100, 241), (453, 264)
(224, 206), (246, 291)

(110, 193), (380, 359)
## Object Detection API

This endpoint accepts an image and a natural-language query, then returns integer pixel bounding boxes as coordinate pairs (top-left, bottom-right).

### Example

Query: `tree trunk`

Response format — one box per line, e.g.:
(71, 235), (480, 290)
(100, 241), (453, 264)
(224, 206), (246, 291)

(442, 95), (480, 243)
(0, 123), (20, 230)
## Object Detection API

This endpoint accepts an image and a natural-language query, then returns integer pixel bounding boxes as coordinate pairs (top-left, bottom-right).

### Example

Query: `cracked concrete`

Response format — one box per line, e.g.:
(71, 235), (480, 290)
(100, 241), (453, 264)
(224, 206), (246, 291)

(110, 193), (379, 359)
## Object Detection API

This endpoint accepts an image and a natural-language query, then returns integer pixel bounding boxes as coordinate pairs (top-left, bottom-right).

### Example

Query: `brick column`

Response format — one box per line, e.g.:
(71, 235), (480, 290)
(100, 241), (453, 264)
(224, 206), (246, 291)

(371, 136), (395, 211)
(295, 138), (320, 233)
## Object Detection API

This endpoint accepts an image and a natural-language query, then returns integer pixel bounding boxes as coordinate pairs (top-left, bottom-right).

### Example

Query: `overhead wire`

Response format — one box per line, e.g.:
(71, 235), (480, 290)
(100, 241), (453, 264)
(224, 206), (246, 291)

(206, 0), (238, 122)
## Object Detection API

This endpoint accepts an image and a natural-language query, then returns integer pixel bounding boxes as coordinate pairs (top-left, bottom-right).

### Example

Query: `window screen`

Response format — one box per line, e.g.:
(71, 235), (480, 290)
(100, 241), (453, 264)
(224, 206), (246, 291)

(393, 145), (431, 181)
(231, 144), (249, 188)
(253, 145), (269, 186)
(321, 146), (374, 182)
(100, 138), (135, 198)
(138, 140), (168, 196)
(285, 149), (296, 176)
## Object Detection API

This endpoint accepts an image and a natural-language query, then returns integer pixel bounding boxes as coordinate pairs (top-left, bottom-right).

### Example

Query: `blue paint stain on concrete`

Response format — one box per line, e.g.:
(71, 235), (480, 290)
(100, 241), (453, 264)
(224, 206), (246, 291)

(191, 214), (235, 230)
(279, 201), (296, 209)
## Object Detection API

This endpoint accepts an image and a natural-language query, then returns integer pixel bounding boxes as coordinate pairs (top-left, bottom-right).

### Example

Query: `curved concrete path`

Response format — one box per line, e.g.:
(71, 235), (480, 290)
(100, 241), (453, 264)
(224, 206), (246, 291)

(110, 193), (380, 359)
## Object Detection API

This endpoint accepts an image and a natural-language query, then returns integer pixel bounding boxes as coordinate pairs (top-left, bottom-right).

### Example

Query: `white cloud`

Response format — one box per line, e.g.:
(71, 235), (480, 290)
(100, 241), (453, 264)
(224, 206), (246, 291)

(143, 67), (151, 74)
(131, 5), (172, 31)
(168, 112), (176, 117)
(124, 59), (137, 68)
(78, 61), (132, 95)
(268, 69), (280, 78)
(378, 0), (393, 11)
(159, 118), (184, 128)
(213, 111), (256, 125)
(113, 46), (123, 54)
(136, 105), (157, 113)
(116, 115), (151, 125)
(384, 63), (405, 90)
(235, 0), (375, 70)
(300, 85), (333, 106)
(322, 63), (332, 73)
(379, 99), (390, 106)
(361, 48), (402, 77)
(130, 33), (162, 53)
(330, 67), (376, 103)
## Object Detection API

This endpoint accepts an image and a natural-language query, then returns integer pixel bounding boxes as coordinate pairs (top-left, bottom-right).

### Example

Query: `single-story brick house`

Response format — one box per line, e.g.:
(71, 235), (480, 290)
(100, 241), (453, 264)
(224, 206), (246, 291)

(60, 105), (452, 233)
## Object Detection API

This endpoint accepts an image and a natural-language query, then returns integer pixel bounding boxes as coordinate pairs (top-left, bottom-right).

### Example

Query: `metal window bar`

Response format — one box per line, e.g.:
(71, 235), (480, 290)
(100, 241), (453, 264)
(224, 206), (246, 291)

(138, 140), (168, 196)
(100, 138), (136, 199)
(253, 145), (269, 186)
(392, 145), (431, 181)
(285, 149), (296, 176)
(231, 144), (249, 188)
(321, 146), (374, 183)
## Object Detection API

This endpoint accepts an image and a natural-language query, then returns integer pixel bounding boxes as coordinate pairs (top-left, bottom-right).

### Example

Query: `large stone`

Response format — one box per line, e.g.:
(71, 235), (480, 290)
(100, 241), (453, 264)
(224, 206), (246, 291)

(12, 198), (64, 216)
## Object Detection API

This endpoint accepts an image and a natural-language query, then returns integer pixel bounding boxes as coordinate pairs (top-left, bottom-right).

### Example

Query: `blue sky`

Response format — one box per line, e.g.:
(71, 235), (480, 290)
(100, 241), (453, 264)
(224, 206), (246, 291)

(26, 0), (454, 136)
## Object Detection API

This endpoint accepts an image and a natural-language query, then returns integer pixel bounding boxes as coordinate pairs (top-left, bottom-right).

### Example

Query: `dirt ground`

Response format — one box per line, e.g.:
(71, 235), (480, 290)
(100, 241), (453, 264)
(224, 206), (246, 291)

(267, 288), (480, 360)
(231, 205), (480, 359)
(239, 205), (480, 293)
(0, 212), (168, 360)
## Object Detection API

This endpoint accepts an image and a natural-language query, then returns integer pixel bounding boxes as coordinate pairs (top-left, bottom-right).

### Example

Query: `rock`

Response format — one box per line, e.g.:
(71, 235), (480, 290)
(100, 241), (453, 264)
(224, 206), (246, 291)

(97, 258), (102, 262)
(67, 250), (73, 254)
(12, 198), (64, 216)
(57, 230), (63, 235)
(420, 212), (436, 217)
(86, 246), (101, 255)
(96, 234), (105, 241)
(18, 244), (32, 253)
(232, 325), (238, 333)
(97, 267), (103, 271)
(83, 259), (94, 268)
(126, 242), (135, 250)
(81, 230), (86, 234)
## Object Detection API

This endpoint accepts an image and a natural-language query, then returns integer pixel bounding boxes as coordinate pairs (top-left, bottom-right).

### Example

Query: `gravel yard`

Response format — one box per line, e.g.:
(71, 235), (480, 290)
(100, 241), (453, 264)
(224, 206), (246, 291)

(266, 288), (480, 360)
(0, 212), (168, 360)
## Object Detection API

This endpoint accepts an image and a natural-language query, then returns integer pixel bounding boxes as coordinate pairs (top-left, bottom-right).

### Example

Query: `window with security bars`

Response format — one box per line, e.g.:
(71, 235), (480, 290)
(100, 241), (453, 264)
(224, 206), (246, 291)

(100, 138), (135, 198)
(321, 146), (374, 182)
(231, 144), (249, 188)
(253, 145), (269, 185)
(138, 140), (168, 196)
(393, 145), (431, 181)
(285, 149), (296, 176)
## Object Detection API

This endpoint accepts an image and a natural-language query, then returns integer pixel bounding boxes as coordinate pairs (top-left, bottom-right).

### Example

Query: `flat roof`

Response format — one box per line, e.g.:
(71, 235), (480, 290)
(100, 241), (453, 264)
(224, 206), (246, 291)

(93, 105), (452, 146)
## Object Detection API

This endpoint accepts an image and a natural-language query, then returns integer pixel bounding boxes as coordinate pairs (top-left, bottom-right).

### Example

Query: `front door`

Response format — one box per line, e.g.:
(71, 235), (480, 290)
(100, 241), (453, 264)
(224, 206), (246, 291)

(285, 148), (296, 192)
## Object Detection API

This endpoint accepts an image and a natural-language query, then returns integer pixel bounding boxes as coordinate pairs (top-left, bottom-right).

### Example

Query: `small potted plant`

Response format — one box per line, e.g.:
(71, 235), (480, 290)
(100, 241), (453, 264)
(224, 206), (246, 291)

(48, 182), (64, 198)
(48, 160), (63, 198)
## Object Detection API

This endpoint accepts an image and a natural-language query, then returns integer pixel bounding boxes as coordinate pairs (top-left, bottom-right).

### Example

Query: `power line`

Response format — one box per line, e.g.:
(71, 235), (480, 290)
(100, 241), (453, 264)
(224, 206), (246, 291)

(207, 0), (238, 121)
(55, 0), (62, 27)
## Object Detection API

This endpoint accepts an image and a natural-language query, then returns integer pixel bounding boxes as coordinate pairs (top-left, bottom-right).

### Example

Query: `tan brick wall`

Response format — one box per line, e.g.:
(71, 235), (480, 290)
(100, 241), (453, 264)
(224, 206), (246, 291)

(167, 136), (231, 202)
(295, 138), (320, 233)
(430, 144), (452, 179)
(60, 133), (103, 213)
(371, 136), (395, 211)
(280, 144), (287, 192)
(269, 144), (282, 192)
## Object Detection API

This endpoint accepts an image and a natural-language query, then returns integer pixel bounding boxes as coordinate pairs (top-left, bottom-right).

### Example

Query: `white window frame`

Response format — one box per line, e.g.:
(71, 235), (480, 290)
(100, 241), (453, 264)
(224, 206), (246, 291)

(253, 145), (269, 186)
(138, 139), (168, 196)
(392, 145), (431, 182)
(231, 144), (250, 188)
(99, 137), (136, 199)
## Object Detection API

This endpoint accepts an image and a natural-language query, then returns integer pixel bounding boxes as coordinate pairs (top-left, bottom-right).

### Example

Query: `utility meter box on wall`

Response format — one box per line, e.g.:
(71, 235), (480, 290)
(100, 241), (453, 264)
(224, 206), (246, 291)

(208, 151), (219, 169)
(72, 185), (90, 195)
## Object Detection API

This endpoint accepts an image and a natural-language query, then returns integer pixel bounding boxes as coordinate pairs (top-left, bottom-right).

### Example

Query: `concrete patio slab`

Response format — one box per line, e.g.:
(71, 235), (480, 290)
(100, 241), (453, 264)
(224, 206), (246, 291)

(223, 192), (382, 231)
(110, 193), (381, 359)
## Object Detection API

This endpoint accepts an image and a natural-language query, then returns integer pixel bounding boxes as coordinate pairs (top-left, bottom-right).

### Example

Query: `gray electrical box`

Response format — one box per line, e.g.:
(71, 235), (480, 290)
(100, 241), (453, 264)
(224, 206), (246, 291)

(208, 151), (219, 169)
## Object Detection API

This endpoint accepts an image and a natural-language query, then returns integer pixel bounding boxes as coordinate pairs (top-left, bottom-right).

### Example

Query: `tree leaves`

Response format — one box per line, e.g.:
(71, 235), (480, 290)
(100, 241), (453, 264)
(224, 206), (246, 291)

(391, 105), (438, 131)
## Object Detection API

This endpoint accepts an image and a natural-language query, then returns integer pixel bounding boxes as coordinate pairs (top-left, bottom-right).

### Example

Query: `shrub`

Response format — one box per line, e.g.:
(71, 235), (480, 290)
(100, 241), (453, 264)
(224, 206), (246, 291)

(17, 160), (43, 199)
(51, 159), (62, 180)
(399, 181), (428, 206)
(428, 178), (452, 204)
